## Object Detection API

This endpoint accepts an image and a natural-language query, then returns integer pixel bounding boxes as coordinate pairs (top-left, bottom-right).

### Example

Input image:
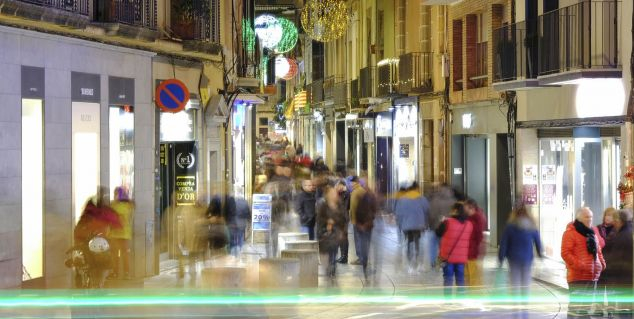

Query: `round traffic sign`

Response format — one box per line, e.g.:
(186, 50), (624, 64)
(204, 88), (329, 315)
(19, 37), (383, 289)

(155, 79), (190, 113)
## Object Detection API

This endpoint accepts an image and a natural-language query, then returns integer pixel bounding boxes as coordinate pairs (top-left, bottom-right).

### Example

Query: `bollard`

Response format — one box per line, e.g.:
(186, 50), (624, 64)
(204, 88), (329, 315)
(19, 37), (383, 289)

(201, 266), (246, 289)
(281, 249), (319, 288)
(277, 232), (309, 256)
(259, 258), (300, 289)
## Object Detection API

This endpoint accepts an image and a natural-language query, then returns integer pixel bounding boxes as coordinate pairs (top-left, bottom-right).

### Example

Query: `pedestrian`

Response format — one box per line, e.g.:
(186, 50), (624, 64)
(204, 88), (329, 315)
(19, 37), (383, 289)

(394, 181), (429, 273)
(264, 155), (295, 257)
(498, 204), (543, 297)
(316, 186), (347, 275)
(600, 209), (633, 318)
(295, 179), (317, 240)
(226, 195), (251, 256)
(561, 207), (606, 318)
(350, 177), (377, 279)
(436, 202), (473, 296)
(597, 207), (617, 242)
(426, 184), (457, 269)
(108, 187), (134, 280)
(335, 179), (351, 264)
(177, 200), (207, 279)
(319, 218), (341, 279)
(464, 198), (487, 287)
(207, 197), (230, 256)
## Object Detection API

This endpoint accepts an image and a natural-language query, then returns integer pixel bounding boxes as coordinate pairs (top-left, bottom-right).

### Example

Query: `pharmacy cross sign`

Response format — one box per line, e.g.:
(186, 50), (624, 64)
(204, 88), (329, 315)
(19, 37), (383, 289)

(155, 79), (190, 113)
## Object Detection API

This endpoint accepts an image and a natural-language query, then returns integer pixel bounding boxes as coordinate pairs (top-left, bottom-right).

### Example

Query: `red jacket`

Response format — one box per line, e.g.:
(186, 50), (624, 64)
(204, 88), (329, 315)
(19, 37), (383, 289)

(468, 209), (487, 259)
(561, 222), (606, 282)
(440, 217), (473, 264)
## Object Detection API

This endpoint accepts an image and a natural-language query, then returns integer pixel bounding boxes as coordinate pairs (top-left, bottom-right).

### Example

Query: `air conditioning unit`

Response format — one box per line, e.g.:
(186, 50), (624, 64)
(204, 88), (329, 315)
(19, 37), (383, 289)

(237, 77), (260, 88)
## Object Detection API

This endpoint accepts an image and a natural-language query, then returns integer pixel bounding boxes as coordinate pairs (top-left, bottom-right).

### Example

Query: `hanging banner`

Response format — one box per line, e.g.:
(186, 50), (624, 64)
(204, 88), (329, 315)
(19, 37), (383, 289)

(174, 142), (197, 206)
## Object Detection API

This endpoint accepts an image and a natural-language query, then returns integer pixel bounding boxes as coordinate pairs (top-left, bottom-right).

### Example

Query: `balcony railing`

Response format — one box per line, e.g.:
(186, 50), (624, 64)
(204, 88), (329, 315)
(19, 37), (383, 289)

(350, 79), (360, 108)
(398, 52), (433, 94)
(377, 59), (398, 97)
(359, 66), (376, 98)
(309, 80), (324, 104)
(323, 75), (343, 101)
(171, 0), (212, 40)
(333, 81), (348, 107)
(110, 0), (158, 29)
(17, 0), (89, 15)
(539, 0), (620, 76)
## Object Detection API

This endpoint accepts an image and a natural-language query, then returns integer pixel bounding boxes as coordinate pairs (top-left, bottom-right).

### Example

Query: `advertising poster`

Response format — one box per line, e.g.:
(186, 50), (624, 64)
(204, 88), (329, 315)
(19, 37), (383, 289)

(523, 165), (538, 185)
(542, 184), (556, 205)
(523, 184), (538, 205)
(252, 194), (272, 231)
(175, 142), (197, 206)
(542, 165), (556, 184)
(541, 165), (556, 205)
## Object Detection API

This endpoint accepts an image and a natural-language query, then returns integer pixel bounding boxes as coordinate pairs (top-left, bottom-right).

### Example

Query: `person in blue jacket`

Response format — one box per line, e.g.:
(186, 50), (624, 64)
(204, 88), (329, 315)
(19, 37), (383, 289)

(395, 181), (430, 273)
(499, 204), (543, 297)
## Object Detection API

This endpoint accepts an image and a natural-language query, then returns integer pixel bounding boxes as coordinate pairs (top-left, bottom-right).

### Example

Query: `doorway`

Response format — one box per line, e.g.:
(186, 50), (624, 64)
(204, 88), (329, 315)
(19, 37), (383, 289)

(452, 135), (489, 217)
(72, 102), (101, 225)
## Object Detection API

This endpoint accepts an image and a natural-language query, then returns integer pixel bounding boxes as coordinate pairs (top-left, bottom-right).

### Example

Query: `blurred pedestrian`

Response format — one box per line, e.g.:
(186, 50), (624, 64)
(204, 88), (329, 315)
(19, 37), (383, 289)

(319, 218), (341, 279)
(108, 187), (134, 280)
(499, 204), (542, 296)
(436, 202), (473, 295)
(464, 198), (487, 287)
(394, 182), (429, 274)
(335, 180), (351, 264)
(562, 207), (606, 318)
(597, 207), (617, 242)
(349, 176), (367, 266)
(426, 184), (457, 269)
(350, 177), (377, 279)
(177, 201), (207, 279)
(207, 198), (230, 256)
(317, 186), (347, 275)
(264, 156), (295, 257)
(295, 179), (317, 240)
(226, 195), (251, 256)
(600, 209), (633, 318)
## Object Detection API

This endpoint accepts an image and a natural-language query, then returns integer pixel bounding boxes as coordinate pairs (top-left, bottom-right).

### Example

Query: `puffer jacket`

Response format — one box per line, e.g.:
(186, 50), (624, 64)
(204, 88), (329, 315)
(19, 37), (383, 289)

(561, 222), (606, 283)
(438, 217), (473, 264)
(394, 189), (430, 231)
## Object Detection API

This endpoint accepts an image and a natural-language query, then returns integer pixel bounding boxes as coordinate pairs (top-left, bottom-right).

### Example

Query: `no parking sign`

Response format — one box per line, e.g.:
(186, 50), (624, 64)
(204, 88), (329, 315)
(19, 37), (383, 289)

(155, 79), (190, 113)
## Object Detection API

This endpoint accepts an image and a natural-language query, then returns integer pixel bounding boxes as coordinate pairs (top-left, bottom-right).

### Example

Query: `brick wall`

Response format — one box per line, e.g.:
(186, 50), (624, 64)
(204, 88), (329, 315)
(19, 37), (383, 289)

(452, 19), (463, 91)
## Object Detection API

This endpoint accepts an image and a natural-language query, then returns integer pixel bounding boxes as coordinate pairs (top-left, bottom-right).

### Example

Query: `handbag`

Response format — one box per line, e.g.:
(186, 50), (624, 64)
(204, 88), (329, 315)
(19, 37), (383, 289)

(436, 221), (467, 271)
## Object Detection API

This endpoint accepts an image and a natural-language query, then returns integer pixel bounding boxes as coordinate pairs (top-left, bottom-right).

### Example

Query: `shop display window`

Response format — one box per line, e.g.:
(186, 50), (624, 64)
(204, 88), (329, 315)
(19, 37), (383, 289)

(109, 105), (135, 197)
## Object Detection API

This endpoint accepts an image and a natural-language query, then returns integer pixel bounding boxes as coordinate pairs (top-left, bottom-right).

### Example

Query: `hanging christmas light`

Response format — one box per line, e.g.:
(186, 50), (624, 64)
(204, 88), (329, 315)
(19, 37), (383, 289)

(301, 0), (350, 42)
(275, 55), (291, 78)
(282, 58), (298, 80)
(254, 14), (283, 49)
(275, 17), (299, 53)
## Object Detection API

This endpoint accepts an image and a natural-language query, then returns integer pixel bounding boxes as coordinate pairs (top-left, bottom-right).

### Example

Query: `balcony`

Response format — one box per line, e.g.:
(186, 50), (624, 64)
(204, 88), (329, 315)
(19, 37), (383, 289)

(538, 0), (621, 85)
(359, 66), (376, 99)
(171, 0), (212, 41)
(398, 52), (433, 94)
(377, 58), (398, 97)
(492, 21), (541, 91)
(333, 81), (348, 108)
(324, 76), (344, 104)
(3, 0), (90, 27)
(350, 79), (360, 109)
(309, 80), (324, 105)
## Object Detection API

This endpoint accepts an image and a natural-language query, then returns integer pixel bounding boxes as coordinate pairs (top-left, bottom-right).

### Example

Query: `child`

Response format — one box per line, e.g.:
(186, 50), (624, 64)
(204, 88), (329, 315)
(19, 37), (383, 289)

(319, 218), (341, 279)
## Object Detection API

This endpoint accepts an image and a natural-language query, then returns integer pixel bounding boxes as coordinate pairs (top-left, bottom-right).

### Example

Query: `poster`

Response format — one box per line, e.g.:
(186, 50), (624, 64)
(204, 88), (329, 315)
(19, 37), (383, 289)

(542, 184), (556, 205)
(523, 165), (538, 185)
(523, 184), (538, 205)
(252, 194), (272, 231)
(399, 144), (410, 158)
(542, 165), (556, 184)
(175, 142), (197, 206)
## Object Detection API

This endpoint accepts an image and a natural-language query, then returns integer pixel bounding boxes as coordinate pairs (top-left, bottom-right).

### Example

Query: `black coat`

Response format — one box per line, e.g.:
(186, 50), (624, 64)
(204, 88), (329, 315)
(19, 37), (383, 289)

(295, 190), (317, 227)
(601, 223), (633, 287)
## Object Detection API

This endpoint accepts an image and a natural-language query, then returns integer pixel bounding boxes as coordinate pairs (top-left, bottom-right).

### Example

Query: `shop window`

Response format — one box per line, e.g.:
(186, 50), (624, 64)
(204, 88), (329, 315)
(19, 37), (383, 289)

(109, 105), (135, 198)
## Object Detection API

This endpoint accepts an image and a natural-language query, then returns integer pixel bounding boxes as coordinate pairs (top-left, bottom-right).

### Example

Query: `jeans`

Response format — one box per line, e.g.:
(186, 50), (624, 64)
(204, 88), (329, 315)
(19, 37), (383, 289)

(426, 231), (439, 268)
(404, 230), (421, 266)
(568, 280), (597, 318)
(354, 225), (372, 275)
(339, 225), (349, 259)
(509, 261), (532, 295)
(443, 263), (466, 295)
(327, 249), (338, 277)
(229, 227), (245, 256)
(300, 225), (315, 240)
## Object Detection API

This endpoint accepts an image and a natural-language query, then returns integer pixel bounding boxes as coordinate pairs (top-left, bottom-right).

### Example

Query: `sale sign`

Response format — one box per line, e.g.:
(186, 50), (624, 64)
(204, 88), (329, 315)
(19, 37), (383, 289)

(252, 194), (272, 231)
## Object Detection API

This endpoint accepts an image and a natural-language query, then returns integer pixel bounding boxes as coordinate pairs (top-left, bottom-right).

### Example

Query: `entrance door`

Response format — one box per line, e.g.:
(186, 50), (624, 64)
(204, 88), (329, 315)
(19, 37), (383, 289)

(336, 121), (345, 170)
(465, 136), (488, 216)
(496, 134), (512, 245)
(376, 137), (392, 195)
(72, 102), (100, 225)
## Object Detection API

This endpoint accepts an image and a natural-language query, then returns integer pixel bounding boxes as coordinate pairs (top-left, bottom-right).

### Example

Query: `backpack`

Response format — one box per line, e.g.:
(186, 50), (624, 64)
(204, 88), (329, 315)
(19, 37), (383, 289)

(356, 191), (377, 230)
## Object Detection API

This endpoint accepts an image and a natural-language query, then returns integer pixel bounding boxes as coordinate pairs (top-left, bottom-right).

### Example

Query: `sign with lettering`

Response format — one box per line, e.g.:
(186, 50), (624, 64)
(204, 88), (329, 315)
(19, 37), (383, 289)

(399, 144), (410, 158)
(156, 79), (190, 113)
(21, 66), (44, 99)
(252, 194), (272, 231)
(109, 76), (135, 105)
(71, 72), (101, 102)
(174, 142), (197, 206)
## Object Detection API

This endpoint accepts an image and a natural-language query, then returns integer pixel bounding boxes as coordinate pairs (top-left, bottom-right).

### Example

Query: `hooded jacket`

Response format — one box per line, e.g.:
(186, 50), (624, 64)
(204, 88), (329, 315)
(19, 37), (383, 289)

(438, 217), (473, 264)
(561, 222), (606, 282)
(394, 189), (429, 231)
(295, 190), (317, 227)
(498, 217), (542, 265)
(601, 222), (633, 286)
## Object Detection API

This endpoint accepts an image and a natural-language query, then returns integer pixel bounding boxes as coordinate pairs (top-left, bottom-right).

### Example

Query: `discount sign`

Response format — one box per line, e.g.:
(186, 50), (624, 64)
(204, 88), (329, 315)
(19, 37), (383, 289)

(252, 194), (272, 231)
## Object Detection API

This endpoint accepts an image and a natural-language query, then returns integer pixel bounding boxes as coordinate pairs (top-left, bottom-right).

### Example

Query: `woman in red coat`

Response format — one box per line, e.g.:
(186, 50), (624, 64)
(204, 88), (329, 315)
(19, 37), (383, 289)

(435, 202), (473, 294)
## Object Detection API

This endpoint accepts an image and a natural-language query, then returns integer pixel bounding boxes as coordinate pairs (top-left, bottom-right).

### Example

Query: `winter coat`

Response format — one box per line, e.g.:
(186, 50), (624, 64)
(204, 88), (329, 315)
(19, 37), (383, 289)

(394, 190), (429, 231)
(427, 187), (456, 230)
(264, 175), (295, 226)
(467, 209), (487, 260)
(438, 217), (473, 264)
(597, 223), (614, 242)
(109, 200), (134, 240)
(349, 183), (367, 225)
(600, 222), (633, 287)
(561, 222), (606, 283)
(295, 190), (317, 227)
(318, 228), (341, 252)
(499, 218), (542, 265)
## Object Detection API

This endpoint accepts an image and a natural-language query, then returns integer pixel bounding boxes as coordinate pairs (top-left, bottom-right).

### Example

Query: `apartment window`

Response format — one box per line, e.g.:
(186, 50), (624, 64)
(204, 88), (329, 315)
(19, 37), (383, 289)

(467, 13), (488, 88)
(452, 19), (463, 91)
(377, 10), (385, 61)
(419, 4), (431, 52)
(211, 0), (221, 42)
(396, 0), (406, 56)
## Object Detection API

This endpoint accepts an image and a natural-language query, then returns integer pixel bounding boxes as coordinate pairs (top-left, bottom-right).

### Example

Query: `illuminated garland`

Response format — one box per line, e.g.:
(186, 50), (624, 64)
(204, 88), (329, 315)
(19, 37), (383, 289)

(255, 14), (283, 49)
(301, 0), (349, 42)
(275, 17), (299, 53)
(242, 19), (256, 53)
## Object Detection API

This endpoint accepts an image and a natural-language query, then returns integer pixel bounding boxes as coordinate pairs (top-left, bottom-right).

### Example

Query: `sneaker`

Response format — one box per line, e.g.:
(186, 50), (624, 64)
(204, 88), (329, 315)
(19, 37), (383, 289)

(350, 259), (362, 265)
(337, 257), (348, 264)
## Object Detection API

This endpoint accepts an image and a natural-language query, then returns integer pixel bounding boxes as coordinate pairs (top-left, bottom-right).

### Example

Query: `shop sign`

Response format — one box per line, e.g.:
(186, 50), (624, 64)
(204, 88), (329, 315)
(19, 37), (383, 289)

(109, 76), (135, 106)
(71, 72), (101, 103)
(21, 66), (44, 99)
(399, 144), (410, 158)
(174, 142), (197, 206)
(394, 106), (417, 138)
(252, 194), (272, 231)
(156, 79), (190, 113)
(375, 114), (392, 137)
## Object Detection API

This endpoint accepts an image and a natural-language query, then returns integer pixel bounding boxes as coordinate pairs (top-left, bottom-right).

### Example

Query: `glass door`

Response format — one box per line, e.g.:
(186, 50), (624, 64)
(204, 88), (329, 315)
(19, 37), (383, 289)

(72, 102), (100, 225)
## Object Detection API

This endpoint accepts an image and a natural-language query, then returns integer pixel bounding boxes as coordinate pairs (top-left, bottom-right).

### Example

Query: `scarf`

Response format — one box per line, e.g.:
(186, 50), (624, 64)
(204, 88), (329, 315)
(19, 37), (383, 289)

(573, 220), (598, 260)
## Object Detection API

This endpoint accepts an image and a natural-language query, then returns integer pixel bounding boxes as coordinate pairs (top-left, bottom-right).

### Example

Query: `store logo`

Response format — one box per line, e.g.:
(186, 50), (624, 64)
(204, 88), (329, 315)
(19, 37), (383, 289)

(176, 152), (195, 169)
(81, 88), (94, 96)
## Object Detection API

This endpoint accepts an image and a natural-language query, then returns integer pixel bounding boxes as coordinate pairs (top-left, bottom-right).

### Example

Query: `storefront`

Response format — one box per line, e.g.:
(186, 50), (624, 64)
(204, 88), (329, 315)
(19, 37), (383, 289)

(392, 102), (419, 189)
(374, 111), (393, 195)
(516, 80), (628, 259)
(0, 25), (156, 288)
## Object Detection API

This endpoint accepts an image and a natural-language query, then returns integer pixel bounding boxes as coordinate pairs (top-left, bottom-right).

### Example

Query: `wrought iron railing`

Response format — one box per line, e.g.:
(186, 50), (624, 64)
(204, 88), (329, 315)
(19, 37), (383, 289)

(493, 21), (537, 82)
(398, 52), (433, 94)
(171, 0), (212, 40)
(17, 0), (89, 15)
(333, 81), (348, 107)
(309, 80), (324, 104)
(350, 79), (359, 108)
(539, 0), (620, 75)
(111, 0), (158, 29)
(359, 66), (376, 98)
(377, 59), (398, 97)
